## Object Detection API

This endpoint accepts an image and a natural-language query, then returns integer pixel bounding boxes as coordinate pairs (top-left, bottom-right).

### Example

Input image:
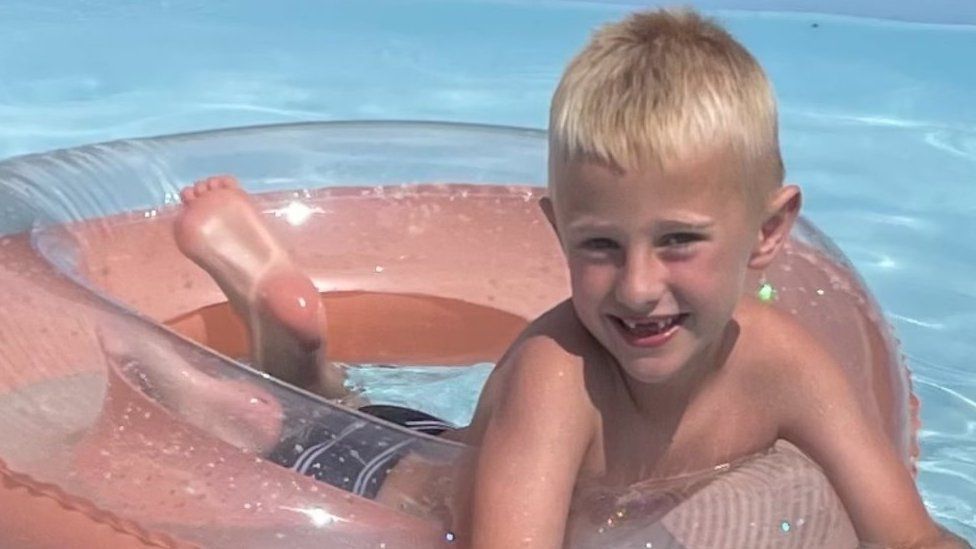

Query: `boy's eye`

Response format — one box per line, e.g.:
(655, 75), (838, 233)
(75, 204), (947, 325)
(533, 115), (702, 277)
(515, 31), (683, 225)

(658, 233), (701, 247)
(579, 237), (619, 251)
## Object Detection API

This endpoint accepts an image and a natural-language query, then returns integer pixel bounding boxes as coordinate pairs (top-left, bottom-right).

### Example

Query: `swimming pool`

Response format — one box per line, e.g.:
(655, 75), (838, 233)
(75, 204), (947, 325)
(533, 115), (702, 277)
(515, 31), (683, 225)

(1, 0), (973, 541)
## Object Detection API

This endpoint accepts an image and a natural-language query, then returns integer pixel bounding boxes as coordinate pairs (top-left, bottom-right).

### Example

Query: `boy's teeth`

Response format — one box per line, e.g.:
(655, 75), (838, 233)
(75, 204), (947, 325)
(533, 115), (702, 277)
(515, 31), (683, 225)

(621, 316), (680, 332)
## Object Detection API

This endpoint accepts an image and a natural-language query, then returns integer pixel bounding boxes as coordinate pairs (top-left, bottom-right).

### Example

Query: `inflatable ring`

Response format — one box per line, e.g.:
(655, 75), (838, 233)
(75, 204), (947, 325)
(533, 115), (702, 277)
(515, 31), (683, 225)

(0, 121), (919, 548)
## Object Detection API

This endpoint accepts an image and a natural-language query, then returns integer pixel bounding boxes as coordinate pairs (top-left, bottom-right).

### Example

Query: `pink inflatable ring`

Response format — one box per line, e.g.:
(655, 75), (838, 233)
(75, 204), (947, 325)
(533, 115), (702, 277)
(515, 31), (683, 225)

(0, 122), (918, 548)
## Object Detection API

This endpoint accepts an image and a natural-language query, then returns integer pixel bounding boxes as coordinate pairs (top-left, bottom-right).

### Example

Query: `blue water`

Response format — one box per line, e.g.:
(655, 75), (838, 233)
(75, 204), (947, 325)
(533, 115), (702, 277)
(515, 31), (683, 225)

(345, 363), (495, 427)
(1, 0), (973, 540)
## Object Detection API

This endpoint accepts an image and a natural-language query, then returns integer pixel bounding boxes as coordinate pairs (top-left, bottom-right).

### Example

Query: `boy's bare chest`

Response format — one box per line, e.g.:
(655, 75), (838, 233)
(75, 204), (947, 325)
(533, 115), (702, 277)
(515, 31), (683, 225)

(584, 381), (779, 487)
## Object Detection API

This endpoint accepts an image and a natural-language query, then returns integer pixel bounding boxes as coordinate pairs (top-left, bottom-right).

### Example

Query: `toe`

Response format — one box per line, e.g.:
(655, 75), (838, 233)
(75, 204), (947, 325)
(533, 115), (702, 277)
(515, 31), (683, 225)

(222, 175), (240, 190)
(179, 186), (195, 203)
(213, 175), (235, 189)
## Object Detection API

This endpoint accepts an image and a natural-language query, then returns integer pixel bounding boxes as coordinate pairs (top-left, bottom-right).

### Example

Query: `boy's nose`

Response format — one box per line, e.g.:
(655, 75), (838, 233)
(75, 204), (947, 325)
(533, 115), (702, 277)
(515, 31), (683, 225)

(614, 253), (666, 312)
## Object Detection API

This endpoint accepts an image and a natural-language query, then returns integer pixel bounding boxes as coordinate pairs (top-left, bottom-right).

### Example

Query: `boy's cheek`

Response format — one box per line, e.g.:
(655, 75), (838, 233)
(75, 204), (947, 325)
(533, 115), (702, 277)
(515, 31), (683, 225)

(568, 265), (615, 298)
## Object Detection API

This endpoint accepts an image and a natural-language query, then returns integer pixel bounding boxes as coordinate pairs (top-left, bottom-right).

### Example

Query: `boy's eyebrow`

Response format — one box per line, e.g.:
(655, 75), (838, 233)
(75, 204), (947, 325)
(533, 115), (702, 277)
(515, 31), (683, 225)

(563, 213), (624, 233)
(566, 218), (614, 231)
(565, 217), (715, 232)
(658, 218), (715, 231)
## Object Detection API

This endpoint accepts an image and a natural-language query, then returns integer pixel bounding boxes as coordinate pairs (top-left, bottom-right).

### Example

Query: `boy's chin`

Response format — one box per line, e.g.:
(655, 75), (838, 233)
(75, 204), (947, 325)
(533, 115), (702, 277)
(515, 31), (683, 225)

(615, 354), (691, 385)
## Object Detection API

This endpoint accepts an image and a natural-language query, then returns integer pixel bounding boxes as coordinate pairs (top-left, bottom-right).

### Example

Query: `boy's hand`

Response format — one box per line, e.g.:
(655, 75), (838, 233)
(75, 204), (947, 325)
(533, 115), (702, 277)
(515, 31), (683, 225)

(872, 527), (973, 549)
(911, 538), (973, 549)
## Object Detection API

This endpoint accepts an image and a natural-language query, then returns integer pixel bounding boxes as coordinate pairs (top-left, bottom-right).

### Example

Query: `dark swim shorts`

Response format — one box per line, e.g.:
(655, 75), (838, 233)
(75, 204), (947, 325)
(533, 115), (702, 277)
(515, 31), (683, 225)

(266, 405), (456, 499)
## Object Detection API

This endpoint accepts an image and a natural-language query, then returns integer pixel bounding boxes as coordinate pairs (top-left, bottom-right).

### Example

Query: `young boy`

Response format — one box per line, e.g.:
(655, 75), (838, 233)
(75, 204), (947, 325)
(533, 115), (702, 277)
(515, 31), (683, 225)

(105, 7), (967, 548)
(449, 8), (967, 549)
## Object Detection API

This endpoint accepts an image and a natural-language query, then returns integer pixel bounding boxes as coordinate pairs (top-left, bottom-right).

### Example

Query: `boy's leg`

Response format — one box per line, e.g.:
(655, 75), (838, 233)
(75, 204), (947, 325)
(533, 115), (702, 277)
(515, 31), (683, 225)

(98, 327), (283, 454)
(174, 175), (348, 399)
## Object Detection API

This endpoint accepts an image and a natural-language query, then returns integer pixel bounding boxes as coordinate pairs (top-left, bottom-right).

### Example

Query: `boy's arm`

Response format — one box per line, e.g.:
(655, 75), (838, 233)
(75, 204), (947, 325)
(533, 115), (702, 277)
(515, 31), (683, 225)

(774, 326), (969, 548)
(466, 335), (597, 549)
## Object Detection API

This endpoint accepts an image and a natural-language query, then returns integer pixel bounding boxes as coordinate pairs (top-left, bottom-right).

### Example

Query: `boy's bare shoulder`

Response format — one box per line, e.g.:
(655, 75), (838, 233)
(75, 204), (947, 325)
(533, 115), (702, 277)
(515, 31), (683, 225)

(487, 300), (611, 405)
(733, 297), (849, 409)
(466, 300), (608, 440)
(737, 296), (804, 345)
(734, 298), (830, 378)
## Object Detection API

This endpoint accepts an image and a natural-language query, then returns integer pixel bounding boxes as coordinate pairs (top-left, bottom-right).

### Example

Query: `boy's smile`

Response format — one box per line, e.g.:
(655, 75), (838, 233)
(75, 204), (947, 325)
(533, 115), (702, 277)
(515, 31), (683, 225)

(545, 150), (763, 386)
(612, 312), (689, 348)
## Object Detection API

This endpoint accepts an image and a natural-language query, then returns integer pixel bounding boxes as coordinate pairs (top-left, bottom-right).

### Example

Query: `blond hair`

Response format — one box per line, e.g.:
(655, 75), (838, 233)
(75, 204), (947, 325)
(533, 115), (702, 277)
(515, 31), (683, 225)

(550, 8), (784, 198)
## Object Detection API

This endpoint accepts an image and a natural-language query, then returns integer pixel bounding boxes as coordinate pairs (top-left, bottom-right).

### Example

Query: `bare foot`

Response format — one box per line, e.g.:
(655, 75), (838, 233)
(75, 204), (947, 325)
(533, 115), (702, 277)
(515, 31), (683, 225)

(174, 175), (346, 398)
(98, 327), (283, 454)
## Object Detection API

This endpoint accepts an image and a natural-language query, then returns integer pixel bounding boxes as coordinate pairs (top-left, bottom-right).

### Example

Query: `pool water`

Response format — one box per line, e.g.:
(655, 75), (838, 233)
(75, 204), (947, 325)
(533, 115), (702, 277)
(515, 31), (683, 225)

(1, 0), (973, 540)
(343, 362), (495, 427)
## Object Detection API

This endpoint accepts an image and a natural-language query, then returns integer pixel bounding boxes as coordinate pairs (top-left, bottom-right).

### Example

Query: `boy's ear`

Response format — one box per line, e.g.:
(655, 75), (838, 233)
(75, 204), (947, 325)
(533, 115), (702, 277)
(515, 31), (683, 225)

(748, 185), (801, 269)
(539, 196), (560, 237)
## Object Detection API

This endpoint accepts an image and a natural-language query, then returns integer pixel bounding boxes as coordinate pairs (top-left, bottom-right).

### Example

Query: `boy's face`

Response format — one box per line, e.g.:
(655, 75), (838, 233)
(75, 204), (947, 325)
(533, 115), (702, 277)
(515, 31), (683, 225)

(545, 151), (762, 383)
